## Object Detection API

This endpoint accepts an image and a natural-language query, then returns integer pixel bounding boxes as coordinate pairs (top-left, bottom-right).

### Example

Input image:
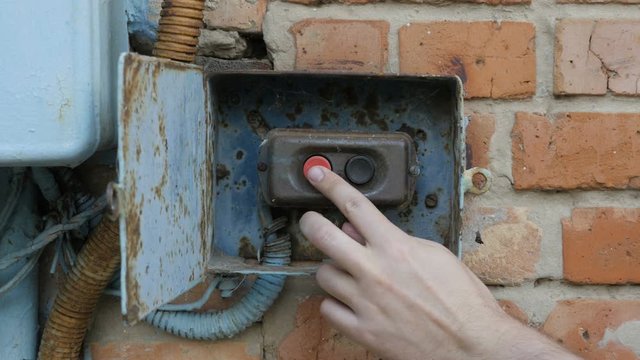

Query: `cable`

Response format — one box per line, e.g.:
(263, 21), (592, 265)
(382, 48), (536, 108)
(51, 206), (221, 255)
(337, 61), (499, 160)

(0, 249), (42, 297)
(0, 196), (106, 271)
(144, 209), (291, 340)
(0, 168), (26, 236)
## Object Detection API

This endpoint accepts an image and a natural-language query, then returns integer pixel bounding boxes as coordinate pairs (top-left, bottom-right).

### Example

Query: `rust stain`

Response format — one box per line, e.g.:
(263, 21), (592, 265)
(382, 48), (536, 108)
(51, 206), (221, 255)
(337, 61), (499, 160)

(216, 164), (230, 184)
(343, 86), (359, 106)
(153, 112), (169, 201)
(199, 105), (214, 260)
(246, 110), (270, 138)
(317, 82), (337, 101)
(238, 236), (257, 258)
(320, 108), (338, 126)
(124, 172), (143, 321)
(286, 102), (304, 122)
(351, 92), (389, 131)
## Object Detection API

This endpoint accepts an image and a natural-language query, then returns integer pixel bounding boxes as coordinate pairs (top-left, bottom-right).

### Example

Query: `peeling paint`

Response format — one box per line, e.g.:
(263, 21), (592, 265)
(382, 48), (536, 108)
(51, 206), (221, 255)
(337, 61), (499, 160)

(117, 53), (212, 322)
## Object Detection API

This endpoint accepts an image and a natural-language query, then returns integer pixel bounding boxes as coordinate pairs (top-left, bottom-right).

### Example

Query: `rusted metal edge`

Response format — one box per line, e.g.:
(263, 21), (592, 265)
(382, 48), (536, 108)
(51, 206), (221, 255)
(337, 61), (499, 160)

(207, 256), (319, 276)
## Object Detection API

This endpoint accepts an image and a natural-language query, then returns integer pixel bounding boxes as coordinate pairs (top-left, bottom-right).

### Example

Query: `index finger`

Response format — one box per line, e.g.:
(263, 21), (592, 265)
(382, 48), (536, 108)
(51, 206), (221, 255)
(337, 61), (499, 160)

(305, 166), (401, 244)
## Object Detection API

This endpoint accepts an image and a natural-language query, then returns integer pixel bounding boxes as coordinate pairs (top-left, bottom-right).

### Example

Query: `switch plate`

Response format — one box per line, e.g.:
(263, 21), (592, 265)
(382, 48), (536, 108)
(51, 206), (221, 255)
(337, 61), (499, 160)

(258, 129), (418, 208)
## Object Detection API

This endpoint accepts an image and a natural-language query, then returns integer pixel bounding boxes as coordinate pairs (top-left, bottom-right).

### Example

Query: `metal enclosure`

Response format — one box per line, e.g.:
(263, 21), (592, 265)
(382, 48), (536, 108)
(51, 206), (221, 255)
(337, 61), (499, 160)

(211, 73), (465, 258)
(117, 53), (464, 322)
(0, 0), (128, 166)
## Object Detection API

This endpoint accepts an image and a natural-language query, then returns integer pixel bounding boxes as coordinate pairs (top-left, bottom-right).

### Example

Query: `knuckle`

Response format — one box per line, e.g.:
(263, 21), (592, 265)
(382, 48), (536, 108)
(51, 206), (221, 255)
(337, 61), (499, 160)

(342, 197), (364, 217)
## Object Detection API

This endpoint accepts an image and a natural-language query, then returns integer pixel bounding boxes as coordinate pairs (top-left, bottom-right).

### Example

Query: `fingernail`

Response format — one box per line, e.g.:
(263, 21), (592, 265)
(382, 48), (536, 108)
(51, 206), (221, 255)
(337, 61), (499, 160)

(307, 166), (325, 182)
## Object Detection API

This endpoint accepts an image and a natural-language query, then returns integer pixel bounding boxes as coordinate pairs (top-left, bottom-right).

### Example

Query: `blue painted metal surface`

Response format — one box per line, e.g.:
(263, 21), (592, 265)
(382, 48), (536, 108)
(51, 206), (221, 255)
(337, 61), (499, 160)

(0, 0), (128, 166)
(117, 53), (214, 322)
(0, 169), (39, 359)
(210, 73), (464, 258)
(126, 0), (159, 46)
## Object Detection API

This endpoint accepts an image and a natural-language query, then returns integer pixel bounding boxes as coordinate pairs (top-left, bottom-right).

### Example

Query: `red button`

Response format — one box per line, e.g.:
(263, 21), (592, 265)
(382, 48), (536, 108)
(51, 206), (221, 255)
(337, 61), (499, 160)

(303, 155), (332, 177)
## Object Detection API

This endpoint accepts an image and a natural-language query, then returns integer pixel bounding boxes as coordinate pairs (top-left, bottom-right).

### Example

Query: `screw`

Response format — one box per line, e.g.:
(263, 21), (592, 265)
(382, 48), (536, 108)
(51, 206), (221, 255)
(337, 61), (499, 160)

(472, 172), (487, 190)
(257, 162), (268, 172)
(409, 165), (421, 176)
(425, 194), (438, 208)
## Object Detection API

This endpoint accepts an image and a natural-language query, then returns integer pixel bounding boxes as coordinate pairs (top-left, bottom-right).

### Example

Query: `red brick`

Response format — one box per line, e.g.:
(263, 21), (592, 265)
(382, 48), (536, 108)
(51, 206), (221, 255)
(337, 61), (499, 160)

(542, 300), (640, 359)
(461, 207), (541, 285)
(466, 113), (495, 168)
(399, 21), (536, 99)
(283, 0), (529, 4)
(498, 300), (529, 324)
(555, 19), (640, 96)
(91, 341), (260, 360)
(558, 0), (640, 4)
(563, 208), (640, 284)
(512, 112), (640, 190)
(291, 19), (389, 73)
(278, 296), (380, 360)
(203, 0), (267, 33)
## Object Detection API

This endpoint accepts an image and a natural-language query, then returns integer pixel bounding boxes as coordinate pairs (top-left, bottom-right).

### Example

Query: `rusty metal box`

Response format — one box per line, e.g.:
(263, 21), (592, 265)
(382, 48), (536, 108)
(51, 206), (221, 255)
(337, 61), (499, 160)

(116, 53), (464, 322)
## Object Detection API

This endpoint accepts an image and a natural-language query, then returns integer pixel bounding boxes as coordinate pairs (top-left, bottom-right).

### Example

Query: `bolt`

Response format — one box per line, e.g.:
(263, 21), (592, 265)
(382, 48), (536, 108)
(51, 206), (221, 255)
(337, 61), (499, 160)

(105, 181), (119, 221)
(472, 172), (487, 190)
(409, 165), (421, 176)
(257, 162), (268, 172)
(424, 194), (438, 208)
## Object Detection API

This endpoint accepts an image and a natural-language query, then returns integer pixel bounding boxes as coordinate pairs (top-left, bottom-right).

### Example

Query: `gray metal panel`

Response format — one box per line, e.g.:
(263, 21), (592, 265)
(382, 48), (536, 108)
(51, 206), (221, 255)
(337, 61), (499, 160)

(117, 53), (213, 322)
(0, 0), (128, 166)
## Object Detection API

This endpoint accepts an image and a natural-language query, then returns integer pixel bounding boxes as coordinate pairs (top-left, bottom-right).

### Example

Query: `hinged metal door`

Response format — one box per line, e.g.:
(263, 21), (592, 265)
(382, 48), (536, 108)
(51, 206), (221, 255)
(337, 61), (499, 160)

(116, 53), (213, 322)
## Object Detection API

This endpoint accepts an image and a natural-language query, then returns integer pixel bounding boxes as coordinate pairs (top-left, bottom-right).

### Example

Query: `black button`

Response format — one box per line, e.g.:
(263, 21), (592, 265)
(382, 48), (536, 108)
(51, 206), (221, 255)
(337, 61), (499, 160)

(345, 156), (375, 185)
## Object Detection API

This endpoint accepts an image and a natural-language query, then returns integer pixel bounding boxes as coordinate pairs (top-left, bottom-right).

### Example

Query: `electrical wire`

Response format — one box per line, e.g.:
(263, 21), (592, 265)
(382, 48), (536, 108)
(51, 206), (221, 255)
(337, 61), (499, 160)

(0, 196), (106, 271)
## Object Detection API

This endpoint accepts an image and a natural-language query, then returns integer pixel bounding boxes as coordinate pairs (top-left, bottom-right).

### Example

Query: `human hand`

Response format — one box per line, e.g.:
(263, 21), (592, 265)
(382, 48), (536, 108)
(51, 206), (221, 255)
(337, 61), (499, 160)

(299, 166), (580, 360)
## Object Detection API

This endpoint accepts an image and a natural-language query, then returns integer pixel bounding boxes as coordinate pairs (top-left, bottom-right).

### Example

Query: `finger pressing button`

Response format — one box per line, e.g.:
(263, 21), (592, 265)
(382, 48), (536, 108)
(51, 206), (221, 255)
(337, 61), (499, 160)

(303, 155), (332, 177)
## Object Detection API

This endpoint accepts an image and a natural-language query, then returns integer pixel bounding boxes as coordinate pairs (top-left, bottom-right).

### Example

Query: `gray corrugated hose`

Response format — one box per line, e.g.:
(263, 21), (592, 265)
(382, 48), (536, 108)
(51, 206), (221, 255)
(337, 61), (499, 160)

(144, 215), (291, 340)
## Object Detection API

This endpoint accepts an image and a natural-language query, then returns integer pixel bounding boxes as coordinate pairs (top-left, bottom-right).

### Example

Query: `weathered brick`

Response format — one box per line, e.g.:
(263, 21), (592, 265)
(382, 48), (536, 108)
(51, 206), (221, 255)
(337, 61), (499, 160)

(563, 208), (640, 284)
(86, 297), (263, 360)
(498, 300), (529, 324)
(557, 0), (640, 5)
(283, 0), (529, 5)
(466, 113), (495, 168)
(462, 207), (541, 285)
(203, 0), (267, 33)
(542, 300), (640, 359)
(399, 21), (536, 99)
(91, 341), (261, 360)
(512, 112), (640, 190)
(277, 296), (380, 360)
(291, 19), (389, 73)
(555, 19), (640, 96)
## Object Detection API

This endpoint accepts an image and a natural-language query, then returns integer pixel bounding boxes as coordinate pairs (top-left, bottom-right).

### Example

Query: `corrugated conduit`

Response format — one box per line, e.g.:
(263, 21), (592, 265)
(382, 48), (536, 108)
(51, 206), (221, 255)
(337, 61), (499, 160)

(38, 219), (119, 360)
(144, 216), (291, 340)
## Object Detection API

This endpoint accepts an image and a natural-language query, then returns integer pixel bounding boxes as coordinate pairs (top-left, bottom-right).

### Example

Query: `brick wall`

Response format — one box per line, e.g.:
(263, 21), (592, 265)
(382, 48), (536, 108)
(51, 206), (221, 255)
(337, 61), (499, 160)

(88, 0), (640, 359)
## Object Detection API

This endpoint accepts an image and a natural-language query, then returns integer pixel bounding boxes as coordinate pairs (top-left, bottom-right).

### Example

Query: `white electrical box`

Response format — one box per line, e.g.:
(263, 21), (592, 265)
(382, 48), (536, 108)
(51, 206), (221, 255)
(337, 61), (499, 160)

(0, 0), (128, 166)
